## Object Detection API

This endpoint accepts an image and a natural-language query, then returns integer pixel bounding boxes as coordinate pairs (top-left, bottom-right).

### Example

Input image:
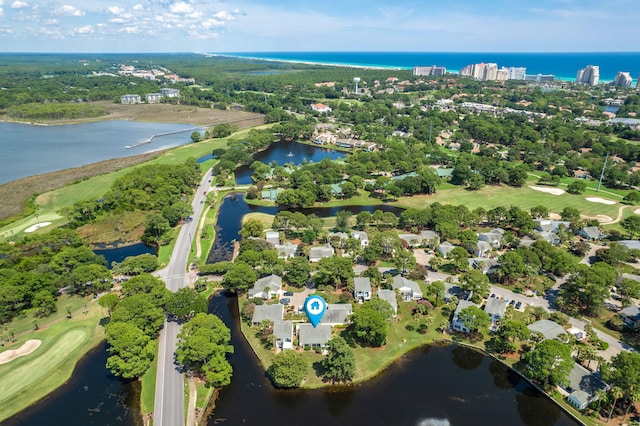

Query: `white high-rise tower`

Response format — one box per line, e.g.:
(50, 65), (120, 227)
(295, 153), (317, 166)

(353, 77), (360, 94)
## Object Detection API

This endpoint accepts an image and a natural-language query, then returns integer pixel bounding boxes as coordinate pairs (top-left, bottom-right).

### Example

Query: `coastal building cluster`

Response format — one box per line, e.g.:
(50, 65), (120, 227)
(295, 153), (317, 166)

(120, 88), (180, 105)
(118, 64), (195, 84)
(458, 63), (549, 82)
(412, 65), (447, 77)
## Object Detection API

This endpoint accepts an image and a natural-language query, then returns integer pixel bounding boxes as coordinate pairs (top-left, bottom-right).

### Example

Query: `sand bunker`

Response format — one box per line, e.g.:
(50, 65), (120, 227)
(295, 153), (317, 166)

(585, 197), (615, 205)
(0, 339), (42, 365)
(635, 209), (640, 215)
(529, 186), (565, 195)
(24, 222), (51, 233)
(548, 213), (561, 220)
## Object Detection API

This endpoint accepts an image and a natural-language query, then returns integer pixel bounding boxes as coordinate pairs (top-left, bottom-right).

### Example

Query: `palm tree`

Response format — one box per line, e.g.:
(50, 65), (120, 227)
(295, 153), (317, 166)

(623, 389), (640, 423)
(608, 386), (624, 422)
(594, 389), (608, 417)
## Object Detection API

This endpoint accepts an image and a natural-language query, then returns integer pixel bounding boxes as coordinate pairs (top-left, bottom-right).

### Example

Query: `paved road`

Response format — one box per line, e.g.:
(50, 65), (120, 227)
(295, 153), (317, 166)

(153, 169), (213, 426)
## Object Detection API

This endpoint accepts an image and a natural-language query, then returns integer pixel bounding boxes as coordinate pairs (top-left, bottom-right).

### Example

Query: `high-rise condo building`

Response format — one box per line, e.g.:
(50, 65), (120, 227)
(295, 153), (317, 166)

(576, 65), (600, 86)
(412, 65), (446, 76)
(500, 67), (527, 80)
(612, 72), (633, 88)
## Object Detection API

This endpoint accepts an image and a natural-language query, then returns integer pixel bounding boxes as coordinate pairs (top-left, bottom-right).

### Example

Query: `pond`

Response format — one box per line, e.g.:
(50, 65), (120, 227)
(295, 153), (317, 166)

(233, 140), (346, 185)
(93, 242), (157, 268)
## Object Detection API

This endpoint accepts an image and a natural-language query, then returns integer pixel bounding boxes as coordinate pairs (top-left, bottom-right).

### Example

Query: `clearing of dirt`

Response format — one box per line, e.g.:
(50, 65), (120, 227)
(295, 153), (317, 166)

(529, 186), (565, 195)
(0, 340), (41, 365)
(585, 197), (616, 205)
(548, 213), (562, 220)
(24, 222), (51, 233)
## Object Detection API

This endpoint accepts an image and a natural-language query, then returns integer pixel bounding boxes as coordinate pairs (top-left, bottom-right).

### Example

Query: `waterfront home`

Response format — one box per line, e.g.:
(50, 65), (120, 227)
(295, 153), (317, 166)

(120, 94), (141, 104)
(579, 226), (606, 241)
(298, 323), (332, 349)
(354, 277), (372, 302)
(248, 274), (282, 300)
(484, 298), (508, 325)
(274, 320), (294, 350)
(320, 304), (353, 326)
(161, 87), (180, 97)
(146, 93), (163, 103)
(391, 275), (423, 301)
(618, 305), (640, 329)
(261, 188), (282, 201)
(265, 230), (280, 246)
(275, 242), (298, 259)
(451, 300), (477, 333)
(351, 231), (369, 249)
(309, 244), (334, 262)
(563, 363), (608, 410)
(251, 304), (284, 325)
(527, 320), (566, 341)
(377, 289), (398, 315)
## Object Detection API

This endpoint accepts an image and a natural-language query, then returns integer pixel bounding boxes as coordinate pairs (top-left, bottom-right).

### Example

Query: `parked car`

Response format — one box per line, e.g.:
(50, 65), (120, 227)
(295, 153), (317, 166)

(515, 301), (522, 310)
(279, 298), (290, 305)
(490, 293), (496, 298)
(283, 291), (294, 296)
(509, 299), (516, 306)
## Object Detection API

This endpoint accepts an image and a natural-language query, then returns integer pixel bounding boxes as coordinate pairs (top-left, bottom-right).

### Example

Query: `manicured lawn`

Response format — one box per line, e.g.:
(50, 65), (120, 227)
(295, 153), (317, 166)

(6, 294), (95, 336)
(140, 344), (158, 415)
(0, 301), (105, 422)
(195, 381), (214, 411)
(242, 212), (274, 229)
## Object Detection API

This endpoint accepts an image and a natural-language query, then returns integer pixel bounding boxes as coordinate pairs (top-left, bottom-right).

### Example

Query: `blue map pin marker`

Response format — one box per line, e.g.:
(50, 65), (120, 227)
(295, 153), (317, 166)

(304, 295), (326, 328)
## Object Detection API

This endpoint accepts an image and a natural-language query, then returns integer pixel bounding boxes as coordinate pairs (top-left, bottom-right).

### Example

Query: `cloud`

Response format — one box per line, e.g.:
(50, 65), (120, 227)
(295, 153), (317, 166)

(169, 2), (193, 14)
(0, 7), (3, 17)
(118, 26), (140, 33)
(55, 5), (83, 16)
(11, 1), (28, 8)
(107, 6), (124, 15)
(202, 18), (224, 29)
(213, 11), (234, 20)
(133, 4), (144, 11)
(73, 25), (93, 34)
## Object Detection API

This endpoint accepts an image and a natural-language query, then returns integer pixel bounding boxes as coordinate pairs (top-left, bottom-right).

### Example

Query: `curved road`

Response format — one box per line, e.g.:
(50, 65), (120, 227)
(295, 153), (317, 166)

(153, 168), (213, 426)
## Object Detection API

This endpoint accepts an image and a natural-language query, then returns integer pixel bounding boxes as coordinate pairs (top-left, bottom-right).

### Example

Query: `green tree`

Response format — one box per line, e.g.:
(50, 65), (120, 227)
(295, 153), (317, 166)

(121, 273), (168, 304)
(623, 191), (640, 205)
(267, 350), (309, 388)
(498, 251), (527, 283)
(190, 131), (201, 142)
(567, 180), (587, 194)
(393, 248), (416, 274)
(240, 218), (265, 239)
(165, 288), (208, 322)
(110, 293), (165, 337)
(460, 269), (490, 298)
(621, 215), (640, 239)
(285, 256), (311, 288)
(321, 336), (356, 383)
(222, 261), (257, 293)
(335, 210), (352, 232)
(314, 256), (354, 289)
(351, 299), (392, 347)
(98, 293), (120, 316)
(176, 313), (233, 387)
(457, 305), (491, 336)
(105, 322), (156, 379)
(521, 339), (573, 389)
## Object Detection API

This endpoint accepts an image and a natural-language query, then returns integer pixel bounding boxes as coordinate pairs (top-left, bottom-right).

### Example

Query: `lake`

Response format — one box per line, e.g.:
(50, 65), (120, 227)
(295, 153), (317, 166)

(94, 242), (157, 268)
(233, 139), (346, 185)
(0, 120), (198, 185)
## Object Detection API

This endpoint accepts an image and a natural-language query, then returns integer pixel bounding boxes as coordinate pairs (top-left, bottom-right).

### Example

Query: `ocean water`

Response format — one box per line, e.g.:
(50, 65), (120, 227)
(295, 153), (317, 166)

(217, 51), (640, 82)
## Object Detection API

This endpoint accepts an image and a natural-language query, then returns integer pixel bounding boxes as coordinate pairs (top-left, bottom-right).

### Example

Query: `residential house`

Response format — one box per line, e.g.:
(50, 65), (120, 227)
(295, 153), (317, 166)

(527, 319), (566, 341)
(618, 240), (640, 250)
(444, 283), (463, 302)
(120, 94), (141, 104)
(534, 219), (571, 233)
(534, 231), (561, 246)
(391, 275), (423, 301)
(275, 242), (298, 259)
(420, 230), (439, 247)
(146, 93), (163, 103)
(328, 232), (348, 241)
(579, 226), (606, 241)
(251, 304), (284, 325)
(298, 323), (332, 348)
(265, 231), (280, 246)
(312, 133), (336, 145)
(309, 244), (334, 262)
(618, 305), (640, 329)
(518, 236), (536, 247)
(160, 87), (180, 97)
(437, 241), (457, 258)
(478, 228), (504, 249)
(484, 298), (508, 324)
(274, 320), (294, 350)
(261, 188), (282, 201)
(248, 274), (282, 300)
(351, 231), (369, 249)
(310, 103), (332, 113)
(398, 233), (422, 248)
(354, 277), (372, 302)
(434, 167), (454, 179)
(377, 289), (398, 315)
(321, 304), (353, 326)
(329, 183), (343, 197)
(468, 241), (492, 258)
(467, 258), (498, 274)
(563, 363), (608, 410)
(451, 300), (478, 333)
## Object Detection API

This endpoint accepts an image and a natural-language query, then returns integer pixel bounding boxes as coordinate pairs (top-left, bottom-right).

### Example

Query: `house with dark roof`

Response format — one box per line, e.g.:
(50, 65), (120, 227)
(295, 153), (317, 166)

(377, 290), (398, 315)
(354, 277), (372, 302)
(298, 323), (332, 348)
(248, 274), (282, 300)
(563, 363), (608, 410)
(391, 275), (423, 301)
(251, 304), (284, 325)
(274, 320), (294, 350)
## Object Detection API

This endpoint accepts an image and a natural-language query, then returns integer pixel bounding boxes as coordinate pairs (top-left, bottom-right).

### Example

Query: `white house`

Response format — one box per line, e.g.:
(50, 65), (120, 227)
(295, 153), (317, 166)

(391, 275), (423, 301)
(251, 304), (284, 325)
(265, 231), (280, 246)
(451, 300), (477, 333)
(478, 228), (504, 248)
(274, 320), (294, 350)
(420, 230), (439, 247)
(398, 233), (421, 248)
(377, 289), (398, 315)
(309, 244), (334, 262)
(298, 323), (332, 348)
(146, 93), (163, 103)
(320, 304), (352, 326)
(121, 94), (141, 104)
(275, 242), (298, 259)
(161, 87), (180, 97)
(310, 103), (332, 113)
(351, 231), (369, 249)
(468, 241), (492, 258)
(437, 241), (456, 258)
(484, 298), (508, 324)
(248, 274), (282, 300)
(354, 277), (372, 302)
(563, 363), (608, 410)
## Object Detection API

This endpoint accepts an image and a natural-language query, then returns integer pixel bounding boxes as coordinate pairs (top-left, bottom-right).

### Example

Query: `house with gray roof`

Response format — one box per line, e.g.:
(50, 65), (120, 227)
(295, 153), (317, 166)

(618, 240), (640, 250)
(534, 219), (571, 233)
(121, 94), (141, 104)
(518, 236), (536, 247)
(420, 230), (439, 247)
(377, 290), (397, 315)
(298, 323), (332, 348)
(328, 232), (349, 241)
(320, 304), (352, 325)
(468, 241), (492, 258)
(451, 300), (477, 333)
(251, 304), (284, 325)
(275, 242), (298, 259)
(354, 277), (372, 302)
(527, 319), (566, 341)
(618, 305), (640, 329)
(579, 226), (606, 241)
(534, 230), (560, 245)
(435, 168), (454, 178)
(274, 320), (294, 350)
(391, 275), (423, 301)
(265, 230), (280, 245)
(248, 274), (282, 300)
(309, 244), (334, 262)
(484, 298), (508, 324)
(467, 258), (498, 274)
(478, 228), (504, 248)
(351, 231), (369, 248)
(398, 233), (422, 248)
(437, 241), (456, 258)
(261, 188), (282, 201)
(563, 363), (608, 410)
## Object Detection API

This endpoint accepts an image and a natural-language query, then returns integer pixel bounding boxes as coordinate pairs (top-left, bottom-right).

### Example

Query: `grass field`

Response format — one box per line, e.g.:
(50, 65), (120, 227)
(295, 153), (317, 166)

(140, 342), (158, 415)
(0, 301), (105, 422)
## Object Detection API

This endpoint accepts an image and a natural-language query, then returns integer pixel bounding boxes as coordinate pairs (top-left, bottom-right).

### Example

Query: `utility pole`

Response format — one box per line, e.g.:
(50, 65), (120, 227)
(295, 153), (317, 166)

(596, 153), (608, 192)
